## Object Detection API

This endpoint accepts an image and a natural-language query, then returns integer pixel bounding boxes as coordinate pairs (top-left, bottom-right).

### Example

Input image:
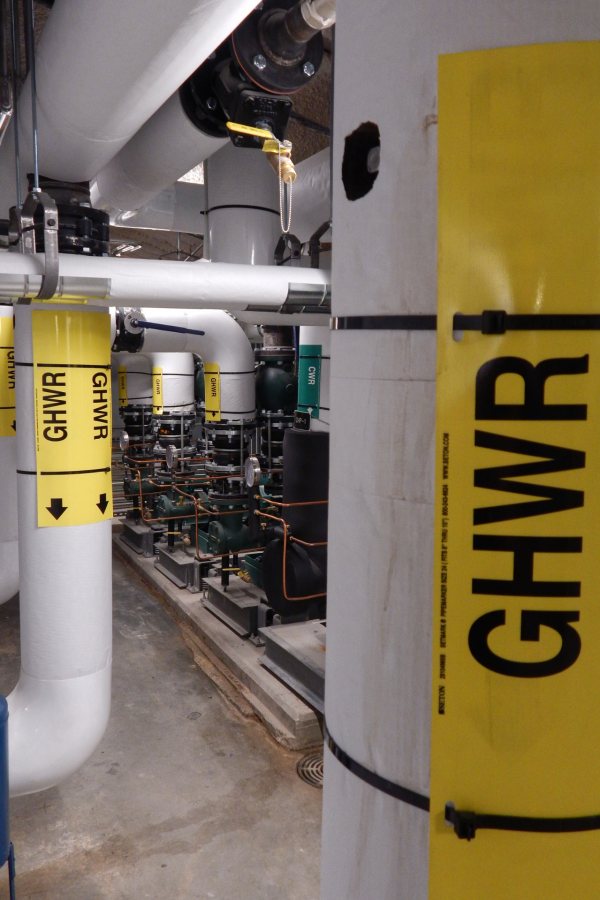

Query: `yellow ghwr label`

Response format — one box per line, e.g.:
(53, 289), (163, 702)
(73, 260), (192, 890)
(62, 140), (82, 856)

(430, 43), (600, 897)
(32, 309), (112, 527)
(204, 363), (221, 422)
(118, 364), (127, 406)
(152, 367), (163, 416)
(0, 314), (15, 437)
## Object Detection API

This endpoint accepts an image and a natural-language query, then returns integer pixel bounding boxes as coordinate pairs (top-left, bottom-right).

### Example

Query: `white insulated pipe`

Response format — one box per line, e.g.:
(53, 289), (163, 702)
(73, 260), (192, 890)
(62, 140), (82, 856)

(92, 93), (227, 214)
(0, 0), (258, 209)
(0, 305), (18, 604)
(292, 148), (331, 243)
(148, 352), (195, 415)
(0, 253), (330, 320)
(10, 303), (112, 796)
(204, 144), (281, 266)
(118, 352), (153, 408)
(321, 3), (600, 899)
(135, 309), (255, 421)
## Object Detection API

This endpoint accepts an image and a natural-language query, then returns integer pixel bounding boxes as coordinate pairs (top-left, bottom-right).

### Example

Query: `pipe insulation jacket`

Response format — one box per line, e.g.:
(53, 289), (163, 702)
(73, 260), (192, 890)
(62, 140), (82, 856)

(0, 306), (18, 604)
(92, 92), (227, 213)
(10, 303), (112, 796)
(321, 2), (600, 899)
(0, 253), (330, 316)
(0, 0), (258, 209)
(135, 309), (256, 421)
(148, 352), (195, 415)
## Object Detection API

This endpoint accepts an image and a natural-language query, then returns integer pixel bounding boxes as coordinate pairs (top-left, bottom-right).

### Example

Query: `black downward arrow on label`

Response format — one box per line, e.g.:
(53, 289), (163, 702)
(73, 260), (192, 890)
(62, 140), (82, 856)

(97, 493), (109, 514)
(10, 421), (15, 432)
(47, 498), (67, 520)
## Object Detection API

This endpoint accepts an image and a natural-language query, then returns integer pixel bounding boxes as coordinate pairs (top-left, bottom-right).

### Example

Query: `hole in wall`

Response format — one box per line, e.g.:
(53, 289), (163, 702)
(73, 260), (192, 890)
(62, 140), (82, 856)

(341, 121), (380, 201)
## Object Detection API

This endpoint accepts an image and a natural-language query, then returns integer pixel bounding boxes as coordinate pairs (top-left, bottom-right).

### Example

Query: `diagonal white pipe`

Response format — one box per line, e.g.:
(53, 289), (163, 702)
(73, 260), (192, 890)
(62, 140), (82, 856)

(0, 0), (258, 209)
(10, 303), (112, 796)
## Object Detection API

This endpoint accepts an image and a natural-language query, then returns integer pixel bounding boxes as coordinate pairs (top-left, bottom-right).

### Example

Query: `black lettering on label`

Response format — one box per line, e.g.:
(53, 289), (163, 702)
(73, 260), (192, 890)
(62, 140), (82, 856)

(210, 376), (218, 400)
(41, 371), (67, 442)
(7, 350), (14, 392)
(92, 370), (109, 439)
(468, 609), (581, 678)
(472, 535), (582, 597)
(474, 431), (584, 525)
(475, 355), (588, 420)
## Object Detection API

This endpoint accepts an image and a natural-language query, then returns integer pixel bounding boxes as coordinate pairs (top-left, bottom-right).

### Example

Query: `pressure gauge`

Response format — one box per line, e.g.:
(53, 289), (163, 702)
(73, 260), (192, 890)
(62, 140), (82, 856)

(119, 431), (130, 452)
(166, 444), (177, 470)
(245, 455), (262, 488)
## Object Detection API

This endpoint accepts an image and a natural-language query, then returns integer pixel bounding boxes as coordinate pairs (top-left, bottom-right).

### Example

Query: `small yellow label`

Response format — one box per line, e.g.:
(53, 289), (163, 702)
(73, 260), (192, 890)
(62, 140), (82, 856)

(117, 365), (127, 406)
(32, 309), (112, 527)
(152, 367), (163, 416)
(0, 314), (15, 438)
(204, 363), (221, 423)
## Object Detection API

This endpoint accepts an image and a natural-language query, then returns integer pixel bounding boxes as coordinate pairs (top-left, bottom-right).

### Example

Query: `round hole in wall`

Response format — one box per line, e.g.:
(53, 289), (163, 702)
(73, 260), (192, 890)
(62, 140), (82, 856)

(341, 121), (380, 201)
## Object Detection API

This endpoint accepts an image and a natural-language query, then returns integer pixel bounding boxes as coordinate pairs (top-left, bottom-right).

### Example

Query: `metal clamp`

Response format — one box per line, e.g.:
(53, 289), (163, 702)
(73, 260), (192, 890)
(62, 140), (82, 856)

(9, 191), (59, 300)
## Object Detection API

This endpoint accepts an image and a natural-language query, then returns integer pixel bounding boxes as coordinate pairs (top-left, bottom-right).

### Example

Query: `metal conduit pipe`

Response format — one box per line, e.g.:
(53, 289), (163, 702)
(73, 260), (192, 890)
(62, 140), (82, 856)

(0, 305), (17, 605)
(0, 0), (258, 211)
(10, 302), (112, 796)
(0, 253), (330, 323)
(122, 309), (256, 422)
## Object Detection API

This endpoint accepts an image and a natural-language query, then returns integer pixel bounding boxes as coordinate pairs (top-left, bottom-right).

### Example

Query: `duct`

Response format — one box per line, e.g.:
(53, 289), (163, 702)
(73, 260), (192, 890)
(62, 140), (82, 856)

(10, 302), (112, 796)
(129, 309), (256, 422)
(147, 352), (195, 415)
(321, 2), (600, 899)
(0, 253), (330, 318)
(0, 0), (258, 211)
(0, 305), (17, 605)
(92, 93), (227, 214)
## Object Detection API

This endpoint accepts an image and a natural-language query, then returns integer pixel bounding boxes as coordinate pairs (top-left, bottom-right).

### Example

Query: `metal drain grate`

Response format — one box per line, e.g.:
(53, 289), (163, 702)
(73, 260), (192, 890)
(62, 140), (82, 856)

(297, 751), (324, 788)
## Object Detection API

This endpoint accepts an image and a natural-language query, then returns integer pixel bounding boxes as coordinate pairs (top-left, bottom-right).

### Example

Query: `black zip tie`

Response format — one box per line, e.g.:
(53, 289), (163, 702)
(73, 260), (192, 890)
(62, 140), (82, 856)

(445, 803), (600, 841)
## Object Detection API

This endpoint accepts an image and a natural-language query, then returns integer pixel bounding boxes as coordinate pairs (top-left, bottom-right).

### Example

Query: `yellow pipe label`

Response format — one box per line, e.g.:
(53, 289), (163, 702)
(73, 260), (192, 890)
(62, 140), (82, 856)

(152, 367), (163, 416)
(430, 42), (600, 895)
(117, 365), (127, 406)
(0, 314), (15, 437)
(204, 363), (221, 422)
(32, 309), (112, 527)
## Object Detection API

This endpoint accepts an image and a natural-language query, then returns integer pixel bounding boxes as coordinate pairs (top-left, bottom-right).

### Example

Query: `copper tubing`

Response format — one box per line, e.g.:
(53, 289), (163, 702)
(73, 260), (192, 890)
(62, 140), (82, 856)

(254, 509), (326, 602)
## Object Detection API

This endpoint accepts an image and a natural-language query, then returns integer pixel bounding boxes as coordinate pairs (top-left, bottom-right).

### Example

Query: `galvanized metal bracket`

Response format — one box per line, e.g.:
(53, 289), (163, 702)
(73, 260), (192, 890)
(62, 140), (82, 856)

(8, 191), (59, 300)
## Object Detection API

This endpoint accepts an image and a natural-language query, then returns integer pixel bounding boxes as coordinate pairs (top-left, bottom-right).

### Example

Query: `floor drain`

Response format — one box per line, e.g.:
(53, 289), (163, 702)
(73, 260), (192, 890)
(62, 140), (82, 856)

(297, 751), (324, 788)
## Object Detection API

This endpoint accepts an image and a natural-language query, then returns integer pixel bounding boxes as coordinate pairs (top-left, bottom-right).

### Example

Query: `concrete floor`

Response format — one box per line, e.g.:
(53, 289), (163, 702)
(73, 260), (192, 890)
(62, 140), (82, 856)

(0, 554), (322, 900)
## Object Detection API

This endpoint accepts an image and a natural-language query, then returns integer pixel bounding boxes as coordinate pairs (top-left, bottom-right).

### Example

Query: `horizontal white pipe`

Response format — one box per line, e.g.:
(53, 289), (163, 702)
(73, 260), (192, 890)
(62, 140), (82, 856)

(93, 93), (226, 213)
(0, 252), (330, 314)
(137, 309), (255, 421)
(10, 303), (112, 796)
(0, 0), (257, 209)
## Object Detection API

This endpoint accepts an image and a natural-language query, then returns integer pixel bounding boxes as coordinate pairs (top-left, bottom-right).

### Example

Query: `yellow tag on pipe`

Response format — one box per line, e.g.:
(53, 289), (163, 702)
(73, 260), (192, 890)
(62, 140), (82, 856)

(32, 309), (112, 527)
(117, 365), (127, 406)
(225, 121), (274, 142)
(430, 42), (600, 896)
(152, 367), (163, 416)
(204, 363), (221, 423)
(0, 314), (15, 438)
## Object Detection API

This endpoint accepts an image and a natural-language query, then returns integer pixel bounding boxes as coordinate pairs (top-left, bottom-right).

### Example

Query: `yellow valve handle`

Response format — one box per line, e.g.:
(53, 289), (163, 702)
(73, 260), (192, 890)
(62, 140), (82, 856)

(225, 121), (274, 142)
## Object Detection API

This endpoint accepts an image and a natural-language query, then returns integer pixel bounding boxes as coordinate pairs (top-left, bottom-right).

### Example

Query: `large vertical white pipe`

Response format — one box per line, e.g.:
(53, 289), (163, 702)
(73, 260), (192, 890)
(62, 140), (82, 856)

(321, 3), (600, 899)
(9, 303), (112, 796)
(147, 352), (195, 414)
(0, 305), (17, 604)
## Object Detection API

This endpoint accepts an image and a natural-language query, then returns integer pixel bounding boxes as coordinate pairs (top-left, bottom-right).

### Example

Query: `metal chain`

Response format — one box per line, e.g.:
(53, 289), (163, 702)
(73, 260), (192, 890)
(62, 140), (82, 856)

(278, 142), (293, 234)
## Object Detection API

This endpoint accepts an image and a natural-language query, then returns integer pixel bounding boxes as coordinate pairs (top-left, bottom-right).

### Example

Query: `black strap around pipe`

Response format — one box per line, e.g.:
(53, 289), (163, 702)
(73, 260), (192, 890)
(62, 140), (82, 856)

(445, 803), (600, 841)
(130, 319), (206, 337)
